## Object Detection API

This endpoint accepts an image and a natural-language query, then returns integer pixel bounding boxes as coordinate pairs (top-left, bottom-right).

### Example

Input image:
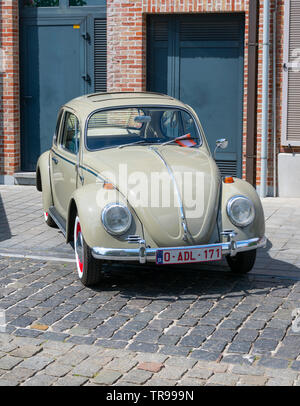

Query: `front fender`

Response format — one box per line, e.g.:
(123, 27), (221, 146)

(221, 178), (265, 241)
(66, 183), (144, 249)
(36, 151), (53, 211)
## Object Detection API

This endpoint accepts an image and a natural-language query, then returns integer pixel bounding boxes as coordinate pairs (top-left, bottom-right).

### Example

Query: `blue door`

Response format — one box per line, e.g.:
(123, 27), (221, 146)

(20, 21), (87, 171)
(147, 14), (244, 177)
(20, 2), (106, 171)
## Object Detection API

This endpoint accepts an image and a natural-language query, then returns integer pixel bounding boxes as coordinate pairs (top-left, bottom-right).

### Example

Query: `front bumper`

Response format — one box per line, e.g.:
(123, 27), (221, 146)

(91, 235), (267, 264)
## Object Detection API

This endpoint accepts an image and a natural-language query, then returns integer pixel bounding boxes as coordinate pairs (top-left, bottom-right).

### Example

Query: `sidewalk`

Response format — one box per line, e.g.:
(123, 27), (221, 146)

(0, 186), (300, 386)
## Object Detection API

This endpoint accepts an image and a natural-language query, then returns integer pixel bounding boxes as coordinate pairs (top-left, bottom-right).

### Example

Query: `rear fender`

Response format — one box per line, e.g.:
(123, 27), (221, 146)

(36, 151), (53, 212)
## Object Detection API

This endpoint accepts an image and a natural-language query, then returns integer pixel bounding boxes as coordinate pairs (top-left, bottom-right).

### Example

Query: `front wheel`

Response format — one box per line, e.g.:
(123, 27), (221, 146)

(226, 249), (256, 274)
(74, 216), (103, 287)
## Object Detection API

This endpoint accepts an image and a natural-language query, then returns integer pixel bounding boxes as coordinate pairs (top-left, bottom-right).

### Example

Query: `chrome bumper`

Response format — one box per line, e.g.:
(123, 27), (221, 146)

(91, 236), (267, 264)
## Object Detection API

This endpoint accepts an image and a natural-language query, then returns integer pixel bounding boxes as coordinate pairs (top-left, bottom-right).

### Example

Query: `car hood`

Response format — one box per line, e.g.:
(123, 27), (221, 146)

(85, 145), (221, 247)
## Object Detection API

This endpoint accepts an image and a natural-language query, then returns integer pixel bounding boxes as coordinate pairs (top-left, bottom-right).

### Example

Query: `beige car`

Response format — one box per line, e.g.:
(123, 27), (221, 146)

(36, 92), (266, 287)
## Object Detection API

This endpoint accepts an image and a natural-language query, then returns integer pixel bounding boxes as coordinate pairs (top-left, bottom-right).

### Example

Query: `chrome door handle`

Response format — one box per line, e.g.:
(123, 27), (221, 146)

(52, 157), (58, 165)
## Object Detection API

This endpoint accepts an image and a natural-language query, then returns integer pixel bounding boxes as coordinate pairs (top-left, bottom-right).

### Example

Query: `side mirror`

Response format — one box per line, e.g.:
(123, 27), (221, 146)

(214, 138), (228, 159)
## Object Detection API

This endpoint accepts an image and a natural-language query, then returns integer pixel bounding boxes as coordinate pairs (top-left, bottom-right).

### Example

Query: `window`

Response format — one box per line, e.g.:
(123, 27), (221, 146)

(282, 0), (300, 146)
(86, 107), (201, 151)
(23, 0), (59, 7)
(53, 110), (64, 145)
(69, 0), (100, 5)
(61, 112), (80, 154)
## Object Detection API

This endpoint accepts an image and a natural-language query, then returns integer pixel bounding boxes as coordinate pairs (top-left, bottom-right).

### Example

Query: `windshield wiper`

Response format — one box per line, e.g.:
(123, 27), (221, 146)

(117, 140), (148, 149)
(160, 133), (198, 147)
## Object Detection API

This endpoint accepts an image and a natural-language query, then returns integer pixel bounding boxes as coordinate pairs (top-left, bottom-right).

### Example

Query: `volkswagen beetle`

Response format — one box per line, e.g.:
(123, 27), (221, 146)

(36, 92), (266, 287)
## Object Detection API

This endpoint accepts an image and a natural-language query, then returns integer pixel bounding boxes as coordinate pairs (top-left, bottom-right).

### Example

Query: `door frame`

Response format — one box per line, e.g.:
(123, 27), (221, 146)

(19, 0), (106, 171)
(147, 13), (245, 178)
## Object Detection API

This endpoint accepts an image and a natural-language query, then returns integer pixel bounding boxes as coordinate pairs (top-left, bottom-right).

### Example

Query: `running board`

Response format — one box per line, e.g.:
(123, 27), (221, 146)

(48, 206), (67, 237)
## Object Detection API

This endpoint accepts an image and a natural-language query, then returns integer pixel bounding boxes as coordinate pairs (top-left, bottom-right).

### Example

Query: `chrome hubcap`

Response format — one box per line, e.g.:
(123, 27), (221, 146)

(76, 231), (84, 264)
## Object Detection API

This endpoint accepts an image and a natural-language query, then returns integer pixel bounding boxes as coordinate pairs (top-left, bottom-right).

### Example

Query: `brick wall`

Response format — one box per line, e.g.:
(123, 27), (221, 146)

(0, 0), (20, 177)
(107, 0), (286, 193)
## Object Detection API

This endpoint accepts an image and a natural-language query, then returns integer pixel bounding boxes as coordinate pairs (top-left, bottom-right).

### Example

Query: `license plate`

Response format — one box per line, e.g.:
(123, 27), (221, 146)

(156, 245), (222, 265)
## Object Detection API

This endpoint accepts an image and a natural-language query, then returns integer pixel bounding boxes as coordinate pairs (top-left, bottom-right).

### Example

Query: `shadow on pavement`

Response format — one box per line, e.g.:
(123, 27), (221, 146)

(0, 193), (11, 243)
(90, 238), (299, 299)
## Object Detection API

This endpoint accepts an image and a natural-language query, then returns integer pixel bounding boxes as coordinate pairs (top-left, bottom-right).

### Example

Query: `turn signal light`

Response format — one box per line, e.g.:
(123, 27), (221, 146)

(103, 183), (114, 190)
(224, 176), (234, 184)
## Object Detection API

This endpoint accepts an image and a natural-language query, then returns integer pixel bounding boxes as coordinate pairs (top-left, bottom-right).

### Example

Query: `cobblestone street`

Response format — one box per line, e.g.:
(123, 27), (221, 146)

(0, 186), (300, 386)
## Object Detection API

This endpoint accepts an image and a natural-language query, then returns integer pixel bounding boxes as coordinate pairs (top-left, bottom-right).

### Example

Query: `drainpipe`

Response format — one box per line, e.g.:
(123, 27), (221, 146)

(260, 0), (270, 198)
(272, 1), (278, 197)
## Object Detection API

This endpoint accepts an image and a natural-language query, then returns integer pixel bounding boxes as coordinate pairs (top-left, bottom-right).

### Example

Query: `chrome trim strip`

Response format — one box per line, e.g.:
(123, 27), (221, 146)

(92, 236), (267, 264)
(149, 146), (195, 245)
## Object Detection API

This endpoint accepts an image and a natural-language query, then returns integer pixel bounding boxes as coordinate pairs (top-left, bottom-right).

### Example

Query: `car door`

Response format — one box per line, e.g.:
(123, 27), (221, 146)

(50, 110), (80, 220)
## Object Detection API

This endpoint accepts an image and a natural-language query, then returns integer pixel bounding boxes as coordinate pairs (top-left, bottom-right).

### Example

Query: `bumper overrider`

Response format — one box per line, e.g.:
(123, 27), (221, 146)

(91, 234), (267, 264)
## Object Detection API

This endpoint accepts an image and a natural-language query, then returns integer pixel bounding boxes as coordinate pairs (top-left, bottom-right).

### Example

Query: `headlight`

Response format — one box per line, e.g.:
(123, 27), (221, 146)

(226, 195), (255, 227)
(101, 203), (132, 235)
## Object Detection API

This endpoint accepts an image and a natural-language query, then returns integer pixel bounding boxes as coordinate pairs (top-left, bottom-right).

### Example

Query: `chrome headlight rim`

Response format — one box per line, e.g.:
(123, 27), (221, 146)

(226, 195), (255, 228)
(101, 203), (132, 236)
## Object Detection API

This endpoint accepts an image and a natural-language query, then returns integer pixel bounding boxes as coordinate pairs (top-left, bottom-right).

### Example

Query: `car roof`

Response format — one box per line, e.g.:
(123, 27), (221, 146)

(64, 92), (188, 118)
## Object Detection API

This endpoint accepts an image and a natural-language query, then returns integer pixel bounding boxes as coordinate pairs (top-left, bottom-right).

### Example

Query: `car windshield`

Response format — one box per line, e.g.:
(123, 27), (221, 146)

(86, 107), (201, 151)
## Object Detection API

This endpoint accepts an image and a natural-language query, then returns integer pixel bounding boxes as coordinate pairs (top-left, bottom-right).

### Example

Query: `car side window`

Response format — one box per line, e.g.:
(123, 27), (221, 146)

(61, 112), (80, 154)
(53, 110), (64, 145)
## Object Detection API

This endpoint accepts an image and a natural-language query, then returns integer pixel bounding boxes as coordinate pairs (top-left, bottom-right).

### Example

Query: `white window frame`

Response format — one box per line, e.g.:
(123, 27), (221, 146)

(282, 0), (300, 146)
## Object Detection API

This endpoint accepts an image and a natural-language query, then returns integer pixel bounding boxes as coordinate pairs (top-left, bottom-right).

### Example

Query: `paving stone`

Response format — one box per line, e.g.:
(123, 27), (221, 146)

(190, 350), (220, 362)
(67, 336), (96, 345)
(159, 345), (191, 357)
(121, 369), (152, 385)
(196, 361), (228, 373)
(92, 370), (122, 385)
(177, 377), (206, 386)
(207, 372), (239, 386)
(128, 342), (158, 353)
(134, 329), (162, 344)
(22, 374), (58, 386)
(137, 362), (164, 373)
(39, 332), (69, 342)
(53, 375), (88, 386)
(156, 365), (187, 380)
(266, 377), (295, 386)
(227, 341), (252, 354)
(10, 345), (42, 358)
(201, 339), (227, 353)
(252, 339), (278, 354)
(238, 375), (268, 386)
(72, 358), (105, 377)
(234, 329), (259, 342)
(55, 350), (89, 367)
(231, 364), (265, 376)
(14, 328), (42, 338)
(186, 367), (213, 380)
(0, 355), (23, 370)
(20, 355), (54, 370)
(144, 377), (177, 386)
(134, 353), (168, 364)
(165, 357), (197, 369)
(95, 339), (127, 349)
(258, 357), (290, 369)
(180, 334), (206, 347)
(44, 362), (72, 377)
(291, 361), (300, 371)
(106, 358), (138, 373)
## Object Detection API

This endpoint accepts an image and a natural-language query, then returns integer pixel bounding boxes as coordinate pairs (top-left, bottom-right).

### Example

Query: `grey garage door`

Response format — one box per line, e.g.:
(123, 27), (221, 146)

(147, 14), (245, 177)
